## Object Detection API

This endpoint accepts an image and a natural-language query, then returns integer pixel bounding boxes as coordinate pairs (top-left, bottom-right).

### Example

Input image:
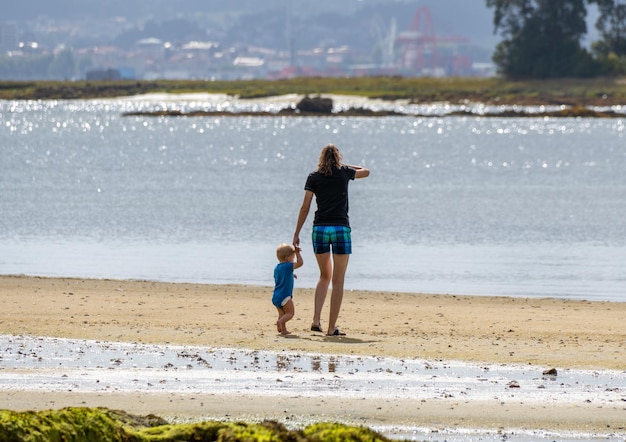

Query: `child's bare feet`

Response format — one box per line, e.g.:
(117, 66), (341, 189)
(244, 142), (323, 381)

(277, 318), (290, 335)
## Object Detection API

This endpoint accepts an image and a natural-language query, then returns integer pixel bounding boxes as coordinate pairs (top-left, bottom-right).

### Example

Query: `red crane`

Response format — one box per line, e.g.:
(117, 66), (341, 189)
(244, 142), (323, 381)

(396, 7), (470, 75)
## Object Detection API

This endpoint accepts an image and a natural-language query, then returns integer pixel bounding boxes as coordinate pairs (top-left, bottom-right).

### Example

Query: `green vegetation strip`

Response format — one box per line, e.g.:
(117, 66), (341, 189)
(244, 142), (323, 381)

(1, 77), (626, 106)
(0, 407), (394, 442)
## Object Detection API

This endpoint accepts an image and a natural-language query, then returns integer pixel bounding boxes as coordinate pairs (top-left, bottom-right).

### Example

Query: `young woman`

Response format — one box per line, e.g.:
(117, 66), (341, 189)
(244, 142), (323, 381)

(292, 144), (370, 336)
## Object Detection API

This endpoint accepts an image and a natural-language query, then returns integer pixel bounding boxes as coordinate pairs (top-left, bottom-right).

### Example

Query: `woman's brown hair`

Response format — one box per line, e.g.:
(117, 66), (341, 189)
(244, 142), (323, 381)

(317, 144), (342, 176)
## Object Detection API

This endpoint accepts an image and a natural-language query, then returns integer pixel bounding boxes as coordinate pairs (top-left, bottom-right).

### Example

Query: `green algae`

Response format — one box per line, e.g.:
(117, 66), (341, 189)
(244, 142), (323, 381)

(0, 408), (395, 442)
(302, 423), (391, 442)
(1, 408), (126, 442)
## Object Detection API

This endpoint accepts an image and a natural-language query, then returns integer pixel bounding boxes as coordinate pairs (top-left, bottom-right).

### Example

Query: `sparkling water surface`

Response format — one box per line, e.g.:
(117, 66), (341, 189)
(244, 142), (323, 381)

(1, 97), (625, 300)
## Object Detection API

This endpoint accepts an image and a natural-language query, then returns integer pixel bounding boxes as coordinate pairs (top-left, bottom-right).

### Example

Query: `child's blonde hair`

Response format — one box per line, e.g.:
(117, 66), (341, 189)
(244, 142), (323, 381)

(276, 243), (295, 262)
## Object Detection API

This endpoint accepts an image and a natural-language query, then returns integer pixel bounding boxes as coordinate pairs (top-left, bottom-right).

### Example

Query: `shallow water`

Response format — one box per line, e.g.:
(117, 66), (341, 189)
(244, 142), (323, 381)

(1, 335), (624, 441)
(1, 96), (625, 301)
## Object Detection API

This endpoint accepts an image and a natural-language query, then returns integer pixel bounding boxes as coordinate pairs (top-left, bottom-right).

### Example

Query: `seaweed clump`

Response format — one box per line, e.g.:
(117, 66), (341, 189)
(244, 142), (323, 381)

(302, 422), (392, 442)
(0, 407), (395, 442)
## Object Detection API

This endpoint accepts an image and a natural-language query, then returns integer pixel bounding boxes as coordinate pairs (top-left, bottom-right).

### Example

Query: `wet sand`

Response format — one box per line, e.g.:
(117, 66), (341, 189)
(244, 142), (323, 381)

(1, 275), (625, 437)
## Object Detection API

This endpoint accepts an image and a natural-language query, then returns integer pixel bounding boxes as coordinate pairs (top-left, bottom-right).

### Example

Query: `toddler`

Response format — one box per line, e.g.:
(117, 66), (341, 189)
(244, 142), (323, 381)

(272, 243), (303, 335)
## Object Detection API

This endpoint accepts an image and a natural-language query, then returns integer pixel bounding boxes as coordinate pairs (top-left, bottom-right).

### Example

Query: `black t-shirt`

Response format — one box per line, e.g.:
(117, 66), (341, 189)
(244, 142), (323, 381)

(304, 166), (356, 227)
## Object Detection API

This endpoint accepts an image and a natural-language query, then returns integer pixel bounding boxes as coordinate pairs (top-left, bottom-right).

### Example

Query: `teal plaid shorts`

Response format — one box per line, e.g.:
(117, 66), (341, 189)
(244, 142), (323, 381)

(312, 225), (352, 255)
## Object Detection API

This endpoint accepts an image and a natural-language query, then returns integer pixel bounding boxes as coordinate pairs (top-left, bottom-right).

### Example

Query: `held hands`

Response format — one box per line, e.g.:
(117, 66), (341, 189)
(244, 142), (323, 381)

(293, 246), (302, 279)
(293, 244), (304, 271)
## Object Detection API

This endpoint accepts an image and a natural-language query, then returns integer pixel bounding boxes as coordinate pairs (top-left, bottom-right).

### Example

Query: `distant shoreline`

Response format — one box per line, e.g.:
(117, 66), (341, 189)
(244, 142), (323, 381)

(2, 77), (626, 107)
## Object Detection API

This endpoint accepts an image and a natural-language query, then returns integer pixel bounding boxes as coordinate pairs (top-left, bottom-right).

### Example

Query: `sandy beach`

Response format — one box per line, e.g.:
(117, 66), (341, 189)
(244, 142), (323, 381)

(1, 275), (625, 438)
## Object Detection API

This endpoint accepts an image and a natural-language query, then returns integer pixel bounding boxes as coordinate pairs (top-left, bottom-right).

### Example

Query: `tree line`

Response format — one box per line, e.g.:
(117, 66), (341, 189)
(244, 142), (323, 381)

(487, 0), (626, 77)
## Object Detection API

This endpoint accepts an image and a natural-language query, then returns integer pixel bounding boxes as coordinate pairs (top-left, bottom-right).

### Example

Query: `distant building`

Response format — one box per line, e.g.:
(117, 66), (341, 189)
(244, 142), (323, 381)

(0, 23), (18, 52)
(136, 38), (165, 60)
(471, 62), (497, 77)
(118, 67), (136, 79)
(181, 41), (218, 51)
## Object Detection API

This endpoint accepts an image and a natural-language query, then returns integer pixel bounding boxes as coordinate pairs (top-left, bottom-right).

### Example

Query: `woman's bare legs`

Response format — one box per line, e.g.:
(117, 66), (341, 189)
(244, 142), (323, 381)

(312, 252), (332, 329)
(313, 252), (350, 335)
(327, 253), (349, 335)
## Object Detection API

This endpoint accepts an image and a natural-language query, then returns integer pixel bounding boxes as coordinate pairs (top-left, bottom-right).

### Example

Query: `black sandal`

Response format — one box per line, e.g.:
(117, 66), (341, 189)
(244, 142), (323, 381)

(310, 324), (323, 332)
(327, 328), (346, 336)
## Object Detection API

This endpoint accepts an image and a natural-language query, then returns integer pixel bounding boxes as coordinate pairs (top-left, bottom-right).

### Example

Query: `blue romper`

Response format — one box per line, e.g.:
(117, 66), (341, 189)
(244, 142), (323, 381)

(272, 262), (294, 308)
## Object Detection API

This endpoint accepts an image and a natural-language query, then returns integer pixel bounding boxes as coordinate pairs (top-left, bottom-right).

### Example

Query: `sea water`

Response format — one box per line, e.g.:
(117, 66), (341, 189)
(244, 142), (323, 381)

(1, 96), (625, 301)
